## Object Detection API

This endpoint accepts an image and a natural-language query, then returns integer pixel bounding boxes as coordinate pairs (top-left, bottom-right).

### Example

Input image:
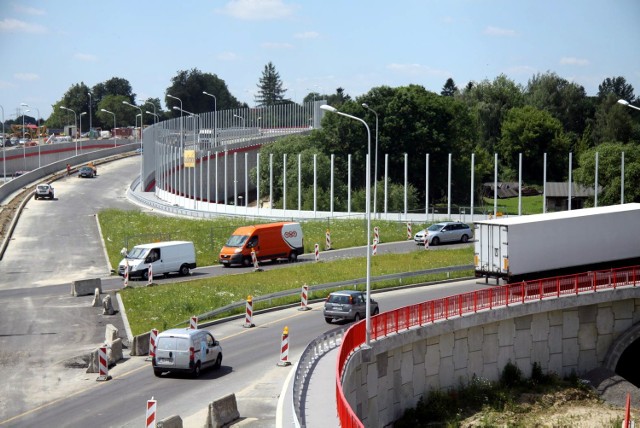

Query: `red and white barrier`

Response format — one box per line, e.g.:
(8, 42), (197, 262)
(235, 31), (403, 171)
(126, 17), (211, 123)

(123, 260), (129, 287)
(277, 326), (291, 366)
(146, 397), (157, 428)
(372, 226), (379, 255)
(299, 284), (310, 311)
(623, 392), (631, 428)
(251, 249), (260, 270)
(96, 346), (110, 381)
(244, 295), (254, 328)
(147, 329), (158, 361)
(406, 222), (412, 240)
(424, 233), (429, 250)
(189, 316), (198, 330)
(325, 229), (331, 250)
(147, 263), (153, 285)
(314, 243), (319, 262)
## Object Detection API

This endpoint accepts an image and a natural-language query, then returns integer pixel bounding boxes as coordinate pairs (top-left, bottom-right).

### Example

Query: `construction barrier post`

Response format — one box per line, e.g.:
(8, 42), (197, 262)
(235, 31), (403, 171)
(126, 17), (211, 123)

(189, 316), (198, 330)
(146, 397), (157, 428)
(147, 263), (153, 285)
(299, 284), (310, 311)
(325, 229), (331, 250)
(146, 328), (158, 361)
(96, 346), (111, 381)
(372, 226), (379, 255)
(406, 222), (412, 240)
(314, 243), (319, 262)
(277, 326), (291, 366)
(244, 295), (255, 328)
(123, 260), (129, 287)
(424, 233), (429, 250)
(623, 392), (631, 428)
(251, 249), (262, 271)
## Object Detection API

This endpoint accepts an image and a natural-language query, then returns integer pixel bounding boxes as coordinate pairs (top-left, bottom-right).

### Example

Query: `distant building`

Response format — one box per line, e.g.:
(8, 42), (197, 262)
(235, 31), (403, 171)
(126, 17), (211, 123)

(544, 182), (597, 211)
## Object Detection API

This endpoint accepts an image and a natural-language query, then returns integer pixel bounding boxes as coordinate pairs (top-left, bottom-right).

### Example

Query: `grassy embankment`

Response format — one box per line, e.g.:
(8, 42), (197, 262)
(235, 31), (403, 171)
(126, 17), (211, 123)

(98, 209), (474, 335)
(485, 194), (544, 216)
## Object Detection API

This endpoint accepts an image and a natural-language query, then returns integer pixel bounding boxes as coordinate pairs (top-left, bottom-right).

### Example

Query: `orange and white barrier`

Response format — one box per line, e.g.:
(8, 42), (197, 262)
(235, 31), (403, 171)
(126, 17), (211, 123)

(314, 243), (319, 262)
(251, 249), (260, 270)
(146, 397), (157, 428)
(96, 346), (110, 381)
(325, 229), (331, 250)
(372, 226), (379, 255)
(147, 263), (153, 285)
(244, 295), (254, 328)
(406, 222), (412, 240)
(148, 329), (158, 360)
(277, 326), (291, 366)
(299, 284), (310, 311)
(189, 316), (198, 330)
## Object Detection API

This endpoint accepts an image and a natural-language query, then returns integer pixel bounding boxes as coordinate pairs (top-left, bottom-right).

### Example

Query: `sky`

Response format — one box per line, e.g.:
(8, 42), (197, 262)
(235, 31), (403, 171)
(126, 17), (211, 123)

(1, 0), (639, 120)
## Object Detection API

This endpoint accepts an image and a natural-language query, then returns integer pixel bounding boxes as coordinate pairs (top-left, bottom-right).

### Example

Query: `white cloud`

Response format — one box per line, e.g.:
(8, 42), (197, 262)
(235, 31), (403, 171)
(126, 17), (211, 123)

(0, 18), (46, 33)
(217, 51), (240, 61)
(13, 5), (46, 15)
(74, 53), (98, 62)
(218, 0), (296, 21)
(294, 31), (319, 39)
(14, 73), (40, 81)
(560, 57), (589, 66)
(484, 26), (517, 37)
(387, 63), (449, 78)
(261, 42), (293, 49)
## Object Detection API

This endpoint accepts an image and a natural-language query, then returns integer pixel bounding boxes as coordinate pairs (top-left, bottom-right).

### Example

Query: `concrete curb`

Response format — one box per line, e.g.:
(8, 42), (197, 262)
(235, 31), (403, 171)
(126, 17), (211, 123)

(0, 188), (31, 260)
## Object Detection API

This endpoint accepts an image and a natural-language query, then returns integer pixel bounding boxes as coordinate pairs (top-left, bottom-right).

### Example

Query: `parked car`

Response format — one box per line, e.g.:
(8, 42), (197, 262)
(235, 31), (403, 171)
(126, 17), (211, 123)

(152, 328), (222, 377)
(78, 166), (95, 178)
(34, 183), (55, 200)
(323, 290), (379, 324)
(414, 221), (473, 246)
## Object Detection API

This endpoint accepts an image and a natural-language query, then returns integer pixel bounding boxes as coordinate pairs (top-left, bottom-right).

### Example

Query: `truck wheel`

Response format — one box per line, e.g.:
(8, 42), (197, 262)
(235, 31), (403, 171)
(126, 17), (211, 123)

(431, 237), (440, 246)
(242, 257), (252, 267)
(288, 252), (297, 263)
(179, 264), (190, 276)
(461, 235), (469, 243)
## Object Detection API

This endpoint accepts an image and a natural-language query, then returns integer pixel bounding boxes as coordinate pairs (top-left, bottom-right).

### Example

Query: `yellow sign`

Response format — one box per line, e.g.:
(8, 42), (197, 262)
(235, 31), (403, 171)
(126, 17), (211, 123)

(184, 150), (195, 168)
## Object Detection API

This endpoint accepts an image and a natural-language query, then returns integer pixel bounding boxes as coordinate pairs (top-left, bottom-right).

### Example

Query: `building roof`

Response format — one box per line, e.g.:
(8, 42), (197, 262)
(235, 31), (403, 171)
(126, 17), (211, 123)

(545, 182), (596, 198)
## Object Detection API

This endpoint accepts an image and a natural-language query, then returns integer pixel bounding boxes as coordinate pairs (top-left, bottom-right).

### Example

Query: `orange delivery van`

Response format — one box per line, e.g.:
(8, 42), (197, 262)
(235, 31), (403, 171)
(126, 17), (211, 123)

(219, 222), (304, 267)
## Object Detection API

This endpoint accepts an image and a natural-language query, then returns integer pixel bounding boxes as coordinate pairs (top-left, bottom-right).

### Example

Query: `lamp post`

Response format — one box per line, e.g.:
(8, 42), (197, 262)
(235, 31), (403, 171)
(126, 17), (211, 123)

(202, 91), (217, 148)
(618, 99), (640, 112)
(1, 104), (5, 182)
(167, 94), (183, 149)
(233, 114), (245, 128)
(60, 106), (77, 155)
(143, 99), (157, 124)
(173, 106), (198, 203)
(101, 109), (116, 147)
(87, 91), (92, 139)
(79, 112), (86, 154)
(145, 111), (159, 122)
(122, 101), (144, 189)
(362, 103), (379, 217)
(320, 104), (373, 348)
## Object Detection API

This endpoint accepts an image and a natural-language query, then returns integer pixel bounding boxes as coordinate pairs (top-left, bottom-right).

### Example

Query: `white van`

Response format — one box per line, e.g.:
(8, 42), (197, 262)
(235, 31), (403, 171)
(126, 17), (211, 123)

(152, 328), (222, 377)
(118, 241), (196, 280)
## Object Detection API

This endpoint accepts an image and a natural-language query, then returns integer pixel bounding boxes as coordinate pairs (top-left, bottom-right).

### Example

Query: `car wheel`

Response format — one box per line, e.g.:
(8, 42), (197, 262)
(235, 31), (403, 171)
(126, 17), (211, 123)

(461, 234), (469, 243)
(431, 237), (440, 246)
(142, 270), (149, 281)
(288, 252), (297, 263)
(191, 362), (201, 378)
(324, 317), (333, 324)
(153, 369), (163, 377)
(179, 264), (190, 276)
(214, 354), (222, 369)
(354, 313), (361, 322)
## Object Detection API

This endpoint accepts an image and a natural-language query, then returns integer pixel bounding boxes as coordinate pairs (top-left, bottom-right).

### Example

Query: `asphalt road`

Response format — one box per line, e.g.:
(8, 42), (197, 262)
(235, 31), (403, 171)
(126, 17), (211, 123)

(0, 156), (481, 427)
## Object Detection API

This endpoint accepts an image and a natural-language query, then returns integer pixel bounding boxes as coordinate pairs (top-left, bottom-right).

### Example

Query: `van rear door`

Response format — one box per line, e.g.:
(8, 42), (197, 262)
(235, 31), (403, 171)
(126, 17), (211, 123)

(155, 336), (190, 369)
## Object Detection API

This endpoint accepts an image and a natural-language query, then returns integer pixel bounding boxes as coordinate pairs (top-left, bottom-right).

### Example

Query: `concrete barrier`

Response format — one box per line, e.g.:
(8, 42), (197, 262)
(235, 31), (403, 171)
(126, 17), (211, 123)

(157, 415), (182, 428)
(207, 393), (240, 428)
(71, 278), (102, 296)
(130, 331), (151, 356)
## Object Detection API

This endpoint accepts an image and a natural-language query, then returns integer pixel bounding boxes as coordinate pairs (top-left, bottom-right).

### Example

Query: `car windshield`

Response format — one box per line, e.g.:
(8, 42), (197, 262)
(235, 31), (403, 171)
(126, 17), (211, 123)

(428, 223), (445, 231)
(127, 247), (149, 259)
(225, 234), (248, 247)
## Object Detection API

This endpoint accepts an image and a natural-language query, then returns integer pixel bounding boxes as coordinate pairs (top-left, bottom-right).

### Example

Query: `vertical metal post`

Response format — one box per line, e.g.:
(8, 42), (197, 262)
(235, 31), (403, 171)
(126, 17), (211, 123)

(404, 153), (408, 218)
(621, 151), (625, 204)
(494, 153), (498, 216)
(594, 152), (598, 207)
(313, 154), (317, 215)
(518, 153), (522, 216)
(347, 154), (351, 215)
(298, 153), (301, 212)
(447, 153), (452, 218)
(470, 153), (474, 223)
(269, 153), (273, 213)
(283, 153), (287, 212)
(330, 154), (334, 215)
(385, 154), (389, 215)
(543, 152), (547, 213)
(568, 152), (572, 211)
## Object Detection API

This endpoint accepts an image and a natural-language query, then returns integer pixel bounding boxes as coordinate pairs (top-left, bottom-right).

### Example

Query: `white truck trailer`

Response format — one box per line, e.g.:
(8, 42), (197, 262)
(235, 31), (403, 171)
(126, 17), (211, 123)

(474, 203), (640, 283)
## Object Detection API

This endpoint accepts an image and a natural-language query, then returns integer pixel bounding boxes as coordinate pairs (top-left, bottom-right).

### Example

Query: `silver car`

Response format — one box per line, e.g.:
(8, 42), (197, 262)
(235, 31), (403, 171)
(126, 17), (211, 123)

(414, 221), (473, 246)
(323, 290), (379, 324)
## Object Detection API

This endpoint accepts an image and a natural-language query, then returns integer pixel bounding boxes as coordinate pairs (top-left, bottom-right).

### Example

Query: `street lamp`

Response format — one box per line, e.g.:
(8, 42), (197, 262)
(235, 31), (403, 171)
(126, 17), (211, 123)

(145, 111), (159, 122)
(202, 91), (217, 148)
(1, 104), (5, 183)
(122, 101), (144, 188)
(142, 99), (157, 124)
(20, 106), (30, 167)
(362, 103), (379, 217)
(87, 91), (92, 139)
(60, 106), (77, 155)
(79, 112), (87, 153)
(101, 109), (117, 147)
(618, 99), (640, 112)
(167, 94), (183, 149)
(320, 103), (373, 348)
(233, 114), (245, 128)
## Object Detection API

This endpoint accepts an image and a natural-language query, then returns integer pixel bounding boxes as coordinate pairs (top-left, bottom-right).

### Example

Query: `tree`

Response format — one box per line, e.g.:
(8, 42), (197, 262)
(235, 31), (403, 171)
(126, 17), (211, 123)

(97, 95), (136, 128)
(165, 68), (243, 117)
(597, 76), (635, 102)
(441, 78), (458, 97)
(46, 82), (92, 129)
(92, 77), (135, 104)
(255, 62), (287, 107)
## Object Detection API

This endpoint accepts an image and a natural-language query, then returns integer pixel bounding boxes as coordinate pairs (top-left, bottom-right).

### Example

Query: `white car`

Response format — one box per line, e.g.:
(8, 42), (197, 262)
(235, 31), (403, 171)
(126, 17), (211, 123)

(414, 221), (473, 246)
(34, 183), (55, 200)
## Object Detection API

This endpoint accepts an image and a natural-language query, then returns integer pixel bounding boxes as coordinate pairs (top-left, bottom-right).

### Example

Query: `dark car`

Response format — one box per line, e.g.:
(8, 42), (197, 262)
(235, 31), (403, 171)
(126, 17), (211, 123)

(78, 166), (96, 178)
(323, 290), (379, 324)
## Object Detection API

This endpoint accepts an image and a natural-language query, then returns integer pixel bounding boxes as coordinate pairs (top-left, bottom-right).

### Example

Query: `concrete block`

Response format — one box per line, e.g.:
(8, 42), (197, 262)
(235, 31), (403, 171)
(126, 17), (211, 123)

(453, 336), (469, 370)
(102, 295), (115, 315)
(105, 324), (119, 343)
(91, 288), (101, 307)
(596, 305), (615, 335)
(108, 338), (123, 364)
(157, 415), (182, 428)
(71, 278), (102, 297)
(207, 393), (240, 428)
(130, 331), (151, 356)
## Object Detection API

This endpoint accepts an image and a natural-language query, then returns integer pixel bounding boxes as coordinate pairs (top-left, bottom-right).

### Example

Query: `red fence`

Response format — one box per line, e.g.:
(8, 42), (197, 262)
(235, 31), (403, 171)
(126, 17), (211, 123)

(335, 265), (640, 427)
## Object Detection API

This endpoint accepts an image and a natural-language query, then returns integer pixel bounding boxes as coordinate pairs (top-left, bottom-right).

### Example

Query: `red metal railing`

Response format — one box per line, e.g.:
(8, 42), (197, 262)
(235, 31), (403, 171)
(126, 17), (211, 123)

(335, 265), (639, 426)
